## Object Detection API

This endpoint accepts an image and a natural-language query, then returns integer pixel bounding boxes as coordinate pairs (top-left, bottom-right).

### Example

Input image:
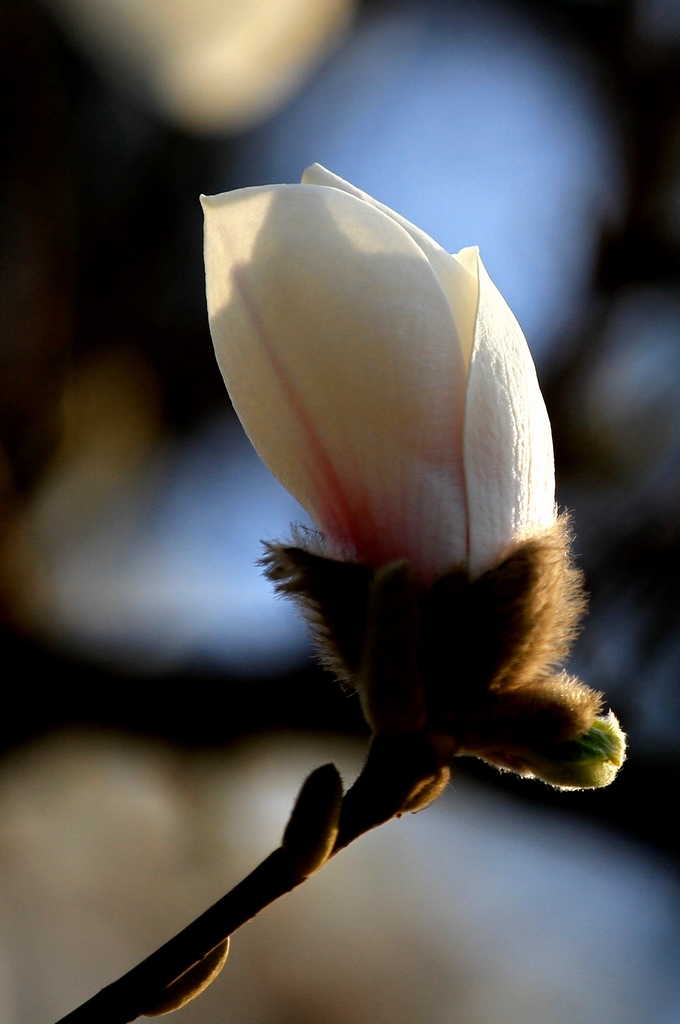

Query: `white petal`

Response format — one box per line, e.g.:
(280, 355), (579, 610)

(203, 183), (468, 582)
(302, 164), (478, 369)
(464, 251), (555, 578)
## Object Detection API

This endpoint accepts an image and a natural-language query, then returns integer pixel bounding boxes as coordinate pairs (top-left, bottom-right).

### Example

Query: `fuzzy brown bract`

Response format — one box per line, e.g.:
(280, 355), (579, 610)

(262, 516), (606, 785)
(261, 536), (374, 685)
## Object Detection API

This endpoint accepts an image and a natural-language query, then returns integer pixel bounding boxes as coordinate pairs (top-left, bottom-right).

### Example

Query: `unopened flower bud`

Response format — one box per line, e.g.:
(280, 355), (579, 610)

(204, 164), (626, 794)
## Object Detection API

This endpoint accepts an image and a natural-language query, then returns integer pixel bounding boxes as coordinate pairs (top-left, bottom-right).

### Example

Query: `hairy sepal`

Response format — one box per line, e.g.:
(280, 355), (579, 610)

(263, 516), (622, 789)
(261, 536), (373, 685)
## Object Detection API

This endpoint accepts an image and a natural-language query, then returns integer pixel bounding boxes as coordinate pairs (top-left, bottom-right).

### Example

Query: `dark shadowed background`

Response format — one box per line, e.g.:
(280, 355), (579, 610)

(2, 0), (680, 1021)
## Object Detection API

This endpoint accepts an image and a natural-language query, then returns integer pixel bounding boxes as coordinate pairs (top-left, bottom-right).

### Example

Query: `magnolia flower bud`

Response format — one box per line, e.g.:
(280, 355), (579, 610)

(202, 164), (553, 584)
(202, 166), (625, 791)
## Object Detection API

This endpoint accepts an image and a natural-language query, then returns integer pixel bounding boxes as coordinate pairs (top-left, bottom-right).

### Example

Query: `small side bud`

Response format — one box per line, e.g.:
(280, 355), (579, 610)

(143, 938), (230, 1016)
(282, 763), (343, 877)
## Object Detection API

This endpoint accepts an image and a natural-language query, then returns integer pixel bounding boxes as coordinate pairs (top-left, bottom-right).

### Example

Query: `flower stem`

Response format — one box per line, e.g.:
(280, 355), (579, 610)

(53, 736), (440, 1024)
(53, 849), (300, 1024)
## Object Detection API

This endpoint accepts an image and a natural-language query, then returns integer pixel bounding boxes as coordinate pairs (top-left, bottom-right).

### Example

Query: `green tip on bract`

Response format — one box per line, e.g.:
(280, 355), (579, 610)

(529, 712), (627, 790)
(282, 763), (344, 877)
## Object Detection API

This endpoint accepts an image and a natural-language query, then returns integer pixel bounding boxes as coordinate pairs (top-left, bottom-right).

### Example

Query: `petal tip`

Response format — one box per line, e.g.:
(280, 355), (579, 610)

(200, 192), (222, 210)
(301, 162), (328, 183)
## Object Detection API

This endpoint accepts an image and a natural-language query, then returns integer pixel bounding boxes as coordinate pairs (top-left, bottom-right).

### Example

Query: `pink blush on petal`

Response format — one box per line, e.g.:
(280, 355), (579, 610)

(231, 264), (462, 583)
(232, 265), (379, 557)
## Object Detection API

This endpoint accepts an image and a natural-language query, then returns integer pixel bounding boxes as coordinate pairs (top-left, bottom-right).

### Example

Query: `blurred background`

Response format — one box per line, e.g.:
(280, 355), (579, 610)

(2, 0), (680, 1019)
